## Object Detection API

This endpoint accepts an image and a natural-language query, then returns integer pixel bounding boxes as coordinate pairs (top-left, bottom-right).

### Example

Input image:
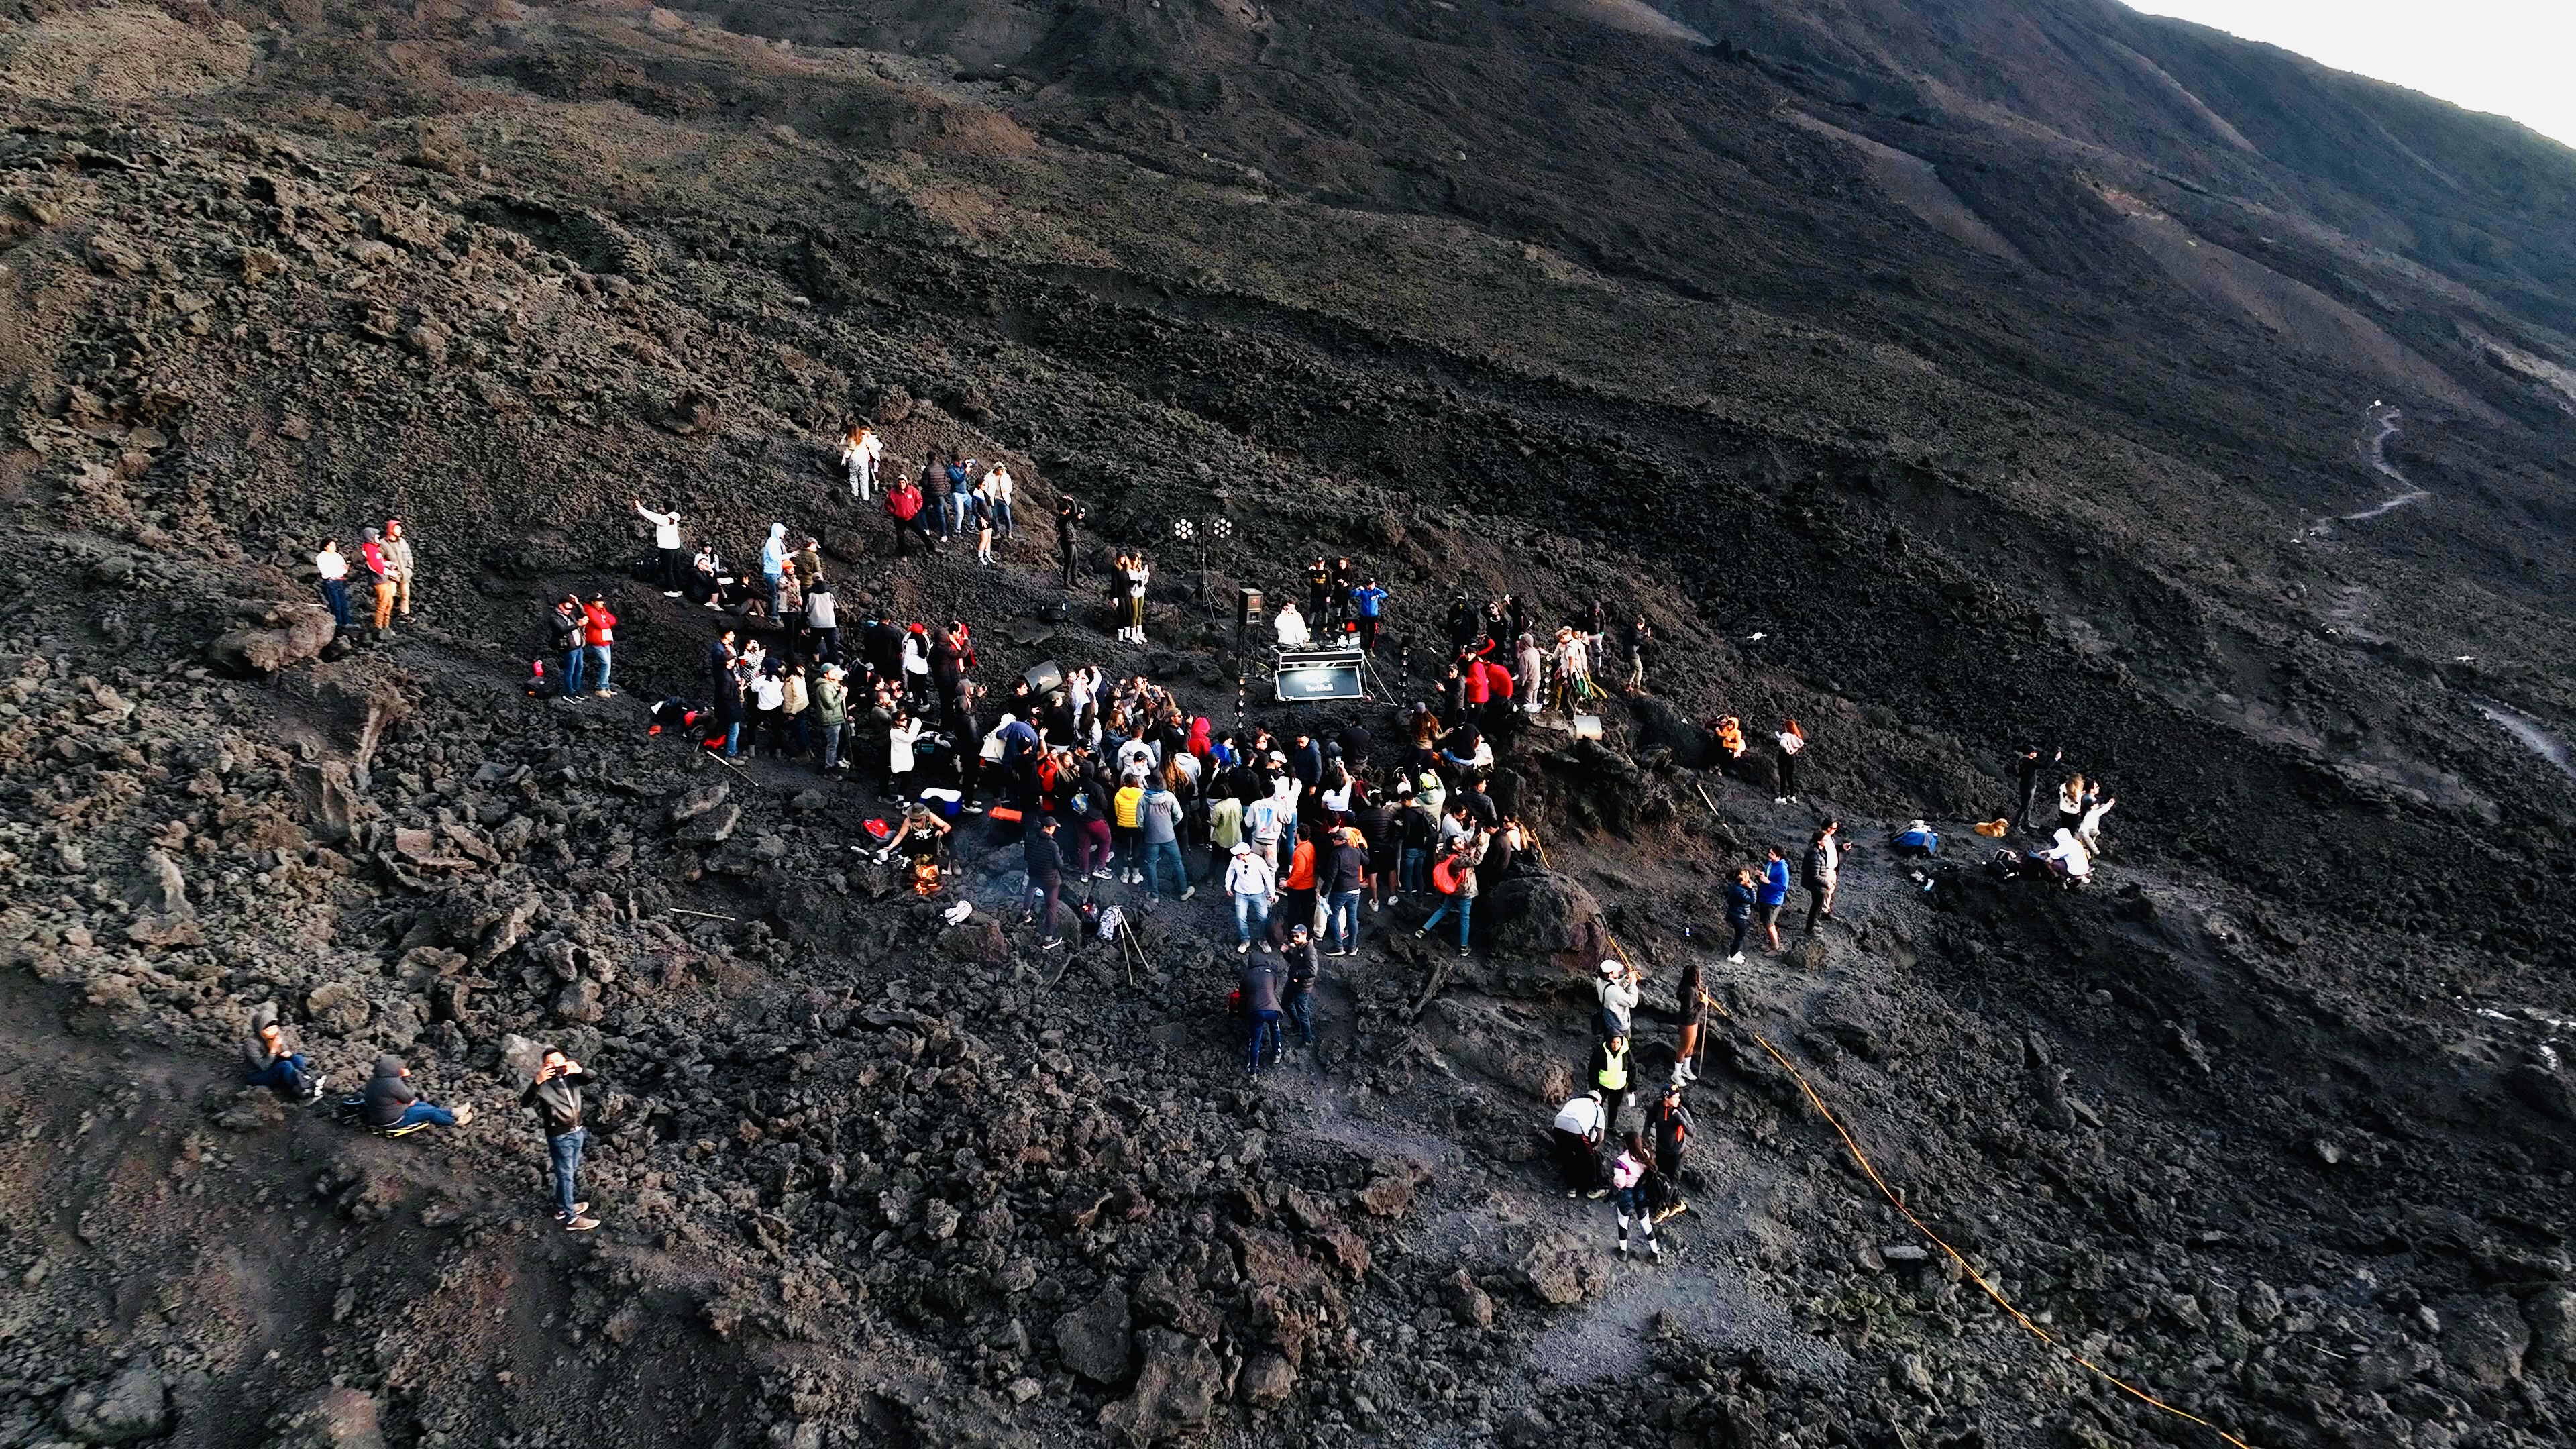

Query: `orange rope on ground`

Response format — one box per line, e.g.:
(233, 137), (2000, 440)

(1537, 829), (2252, 1448)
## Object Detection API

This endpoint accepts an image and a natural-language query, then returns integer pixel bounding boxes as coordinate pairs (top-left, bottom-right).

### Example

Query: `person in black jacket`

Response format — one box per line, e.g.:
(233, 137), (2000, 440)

(241, 1006), (323, 1102)
(1023, 816), (1066, 949)
(1241, 949), (1286, 1075)
(2013, 745), (2060, 834)
(1672, 955), (1707, 1084)
(1055, 497), (1085, 590)
(1322, 827), (1369, 957)
(1646, 1082), (1693, 1222)
(521, 1048), (599, 1232)
(1282, 923), (1320, 1050)
(1723, 867), (1757, 964)
(550, 596), (588, 698)
(363, 1055), (468, 1131)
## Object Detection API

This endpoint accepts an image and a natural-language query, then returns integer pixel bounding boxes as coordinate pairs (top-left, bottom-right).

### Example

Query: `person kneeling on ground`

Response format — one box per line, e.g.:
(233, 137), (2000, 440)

(521, 1048), (600, 1232)
(241, 1004), (324, 1102)
(364, 1055), (471, 1131)
(1552, 1091), (1609, 1199)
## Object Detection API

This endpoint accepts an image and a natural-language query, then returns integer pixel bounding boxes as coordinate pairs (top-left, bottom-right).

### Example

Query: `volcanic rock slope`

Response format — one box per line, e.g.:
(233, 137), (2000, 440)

(2, 1), (2575, 1448)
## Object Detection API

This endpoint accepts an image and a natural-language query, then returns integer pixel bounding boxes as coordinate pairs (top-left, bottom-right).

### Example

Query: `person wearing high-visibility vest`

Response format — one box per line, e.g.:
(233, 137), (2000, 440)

(1589, 1030), (1633, 1136)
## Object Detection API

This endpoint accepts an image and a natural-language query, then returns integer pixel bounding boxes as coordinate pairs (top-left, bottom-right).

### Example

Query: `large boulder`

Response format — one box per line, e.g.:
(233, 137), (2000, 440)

(1098, 1329), (1222, 1444)
(1628, 695), (1711, 767)
(2524, 1286), (2576, 1369)
(1054, 1285), (1133, 1385)
(2441, 1297), (2532, 1385)
(58, 1358), (168, 1443)
(206, 600), (336, 675)
(1483, 871), (1609, 975)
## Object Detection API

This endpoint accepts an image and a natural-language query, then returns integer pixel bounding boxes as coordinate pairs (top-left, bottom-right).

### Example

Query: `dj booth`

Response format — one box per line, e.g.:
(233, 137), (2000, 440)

(1273, 648), (1368, 703)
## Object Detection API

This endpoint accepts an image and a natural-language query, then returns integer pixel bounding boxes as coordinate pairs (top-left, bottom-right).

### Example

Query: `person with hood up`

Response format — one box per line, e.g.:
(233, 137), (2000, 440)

(360, 527), (395, 633)
(241, 1004), (324, 1102)
(363, 1055), (471, 1131)
(520, 1047), (600, 1232)
(759, 523), (790, 619)
(2036, 828), (2093, 883)
(1024, 815), (1067, 949)
(383, 519), (417, 619)
(1723, 867), (1757, 964)
(634, 499), (686, 594)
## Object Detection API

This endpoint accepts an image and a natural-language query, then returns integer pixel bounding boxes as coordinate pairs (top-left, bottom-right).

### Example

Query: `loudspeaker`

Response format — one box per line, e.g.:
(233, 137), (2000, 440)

(1023, 659), (1063, 695)
(1237, 587), (1265, 626)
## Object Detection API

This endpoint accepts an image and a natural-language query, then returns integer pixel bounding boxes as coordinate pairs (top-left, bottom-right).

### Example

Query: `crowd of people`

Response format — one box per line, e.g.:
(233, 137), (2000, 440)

(278, 437), (2123, 1260)
(311, 519), (418, 639)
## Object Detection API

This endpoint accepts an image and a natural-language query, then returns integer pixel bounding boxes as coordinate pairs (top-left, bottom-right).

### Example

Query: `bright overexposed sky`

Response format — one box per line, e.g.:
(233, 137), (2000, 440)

(2125, 1), (2576, 150)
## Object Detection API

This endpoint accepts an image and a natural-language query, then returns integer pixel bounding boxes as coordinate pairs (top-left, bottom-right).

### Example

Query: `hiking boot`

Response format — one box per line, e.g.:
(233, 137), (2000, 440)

(451, 1104), (476, 1126)
(564, 1215), (601, 1232)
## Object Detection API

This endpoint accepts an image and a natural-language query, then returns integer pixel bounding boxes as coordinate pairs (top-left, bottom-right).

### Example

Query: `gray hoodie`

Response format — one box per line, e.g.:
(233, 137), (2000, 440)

(362, 1054), (417, 1127)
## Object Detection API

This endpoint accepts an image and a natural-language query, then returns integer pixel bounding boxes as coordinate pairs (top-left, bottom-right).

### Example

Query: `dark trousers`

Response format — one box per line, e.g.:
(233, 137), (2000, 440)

(658, 547), (682, 588)
(320, 578), (350, 629)
(1358, 616), (1379, 653)
(246, 1054), (311, 1097)
(1727, 916), (1750, 957)
(809, 627), (838, 664)
(1059, 535), (1079, 588)
(1030, 879), (1061, 937)
(1555, 1128), (1603, 1191)
(1287, 989), (1316, 1045)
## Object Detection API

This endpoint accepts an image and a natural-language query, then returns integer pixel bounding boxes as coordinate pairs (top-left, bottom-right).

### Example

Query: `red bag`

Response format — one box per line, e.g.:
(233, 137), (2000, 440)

(1431, 856), (1462, 896)
(988, 806), (1024, 823)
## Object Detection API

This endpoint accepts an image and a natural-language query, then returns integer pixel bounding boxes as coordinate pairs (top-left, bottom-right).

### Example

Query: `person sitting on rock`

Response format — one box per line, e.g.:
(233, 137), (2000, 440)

(362, 1055), (470, 1132)
(1551, 1091), (1609, 1199)
(241, 1005), (323, 1103)
(877, 802), (952, 895)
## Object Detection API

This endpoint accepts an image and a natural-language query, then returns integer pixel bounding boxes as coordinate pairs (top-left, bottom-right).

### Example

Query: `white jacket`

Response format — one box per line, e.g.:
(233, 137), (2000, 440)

(635, 504), (682, 550)
(1225, 853), (1275, 897)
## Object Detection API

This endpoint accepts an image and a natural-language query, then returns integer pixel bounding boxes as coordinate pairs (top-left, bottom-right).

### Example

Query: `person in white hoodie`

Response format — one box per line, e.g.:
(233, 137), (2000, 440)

(841, 424), (883, 499)
(633, 499), (685, 595)
(1273, 601), (1311, 649)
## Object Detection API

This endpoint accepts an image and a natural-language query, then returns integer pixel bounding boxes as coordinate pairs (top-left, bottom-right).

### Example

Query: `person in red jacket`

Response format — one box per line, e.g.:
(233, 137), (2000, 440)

(581, 593), (618, 698)
(1478, 657), (1515, 733)
(885, 474), (928, 557)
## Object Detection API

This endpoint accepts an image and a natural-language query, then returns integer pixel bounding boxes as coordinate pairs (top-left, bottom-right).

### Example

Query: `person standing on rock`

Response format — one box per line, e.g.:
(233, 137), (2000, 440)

(363, 1055), (471, 1132)
(359, 527), (394, 635)
(1589, 1030), (1634, 1132)
(982, 459), (1015, 539)
(1225, 841), (1277, 953)
(1723, 867), (1756, 965)
(241, 1006), (324, 1102)
(1611, 1132), (1661, 1261)
(521, 1048), (599, 1233)
(581, 593), (619, 698)
(1774, 718), (1806, 804)
(1024, 815), (1067, 949)
(1625, 616), (1656, 695)
(1594, 958), (1640, 1043)
(1648, 1084), (1694, 1222)
(1117, 551), (1151, 645)
(550, 596), (588, 699)
(815, 664), (851, 771)
(2012, 745), (2059, 834)
(1551, 1091), (1609, 1199)
(315, 537), (352, 632)
(1240, 945), (1287, 1075)
(1803, 820), (1839, 934)
(1139, 773), (1191, 902)
(1283, 923), (1320, 1052)
(1055, 496), (1085, 590)
(1758, 846), (1790, 953)
(759, 523), (789, 619)
(1322, 826), (1368, 957)
(885, 472), (926, 556)
(633, 500), (686, 595)
(804, 579), (839, 665)
(383, 519), (417, 620)
(1351, 576), (1389, 655)
(1415, 832), (1482, 959)
(841, 422), (883, 500)
(1669, 954), (1710, 1077)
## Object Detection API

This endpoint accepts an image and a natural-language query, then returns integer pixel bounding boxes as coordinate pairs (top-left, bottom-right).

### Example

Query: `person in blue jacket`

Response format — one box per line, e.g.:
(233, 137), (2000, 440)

(1891, 820), (1941, 858)
(1350, 578), (1390, 655)
(1757, 845), (1792, 954)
